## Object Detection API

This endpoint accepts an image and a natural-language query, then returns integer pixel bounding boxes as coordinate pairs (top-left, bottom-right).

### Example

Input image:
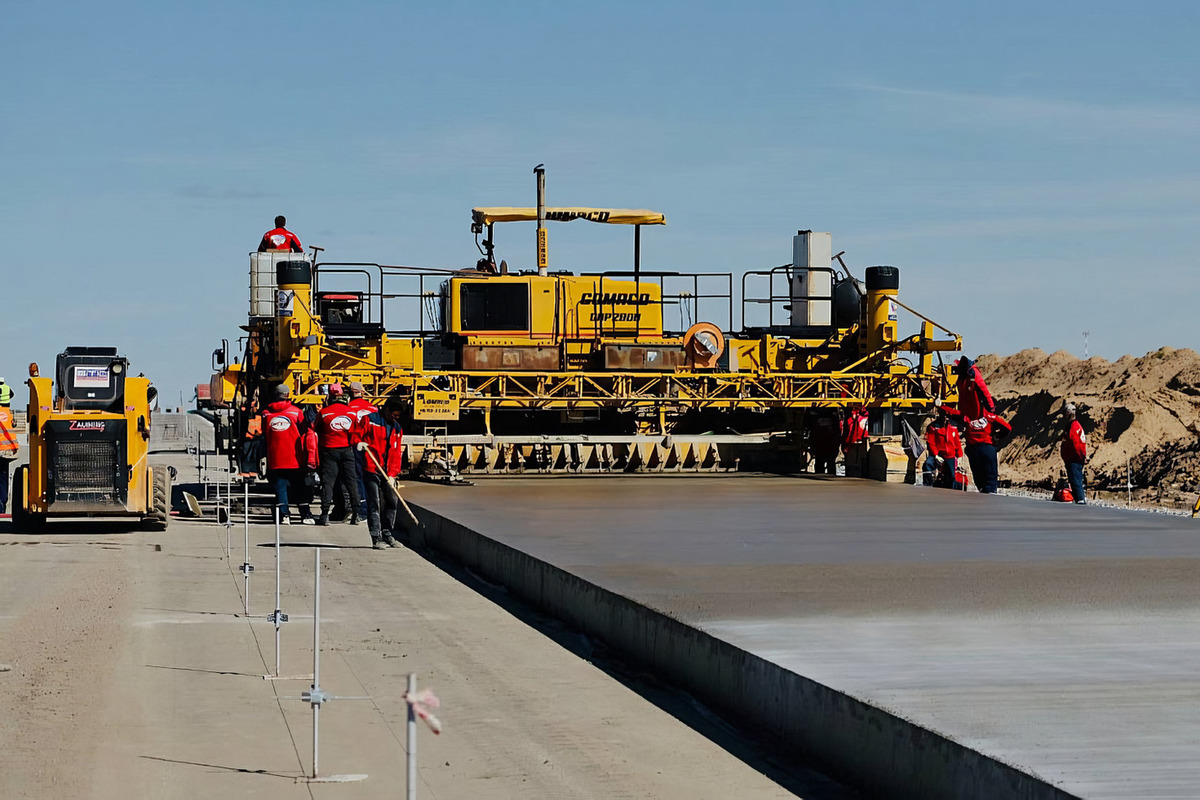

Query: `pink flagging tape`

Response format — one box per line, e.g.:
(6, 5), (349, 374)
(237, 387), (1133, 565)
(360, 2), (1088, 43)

(404, 688), (442, 735)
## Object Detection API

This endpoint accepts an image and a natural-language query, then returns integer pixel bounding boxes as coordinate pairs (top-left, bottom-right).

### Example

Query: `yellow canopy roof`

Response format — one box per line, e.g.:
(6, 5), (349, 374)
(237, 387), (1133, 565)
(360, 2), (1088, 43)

(472, 207), (666, 226)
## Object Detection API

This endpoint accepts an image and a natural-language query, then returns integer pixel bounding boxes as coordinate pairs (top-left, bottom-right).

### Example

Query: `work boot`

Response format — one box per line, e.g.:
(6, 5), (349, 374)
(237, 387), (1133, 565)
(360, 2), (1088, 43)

(317, 513), (329, 527)
(381, 534), (399, 548)
(371, 539), (386, 550)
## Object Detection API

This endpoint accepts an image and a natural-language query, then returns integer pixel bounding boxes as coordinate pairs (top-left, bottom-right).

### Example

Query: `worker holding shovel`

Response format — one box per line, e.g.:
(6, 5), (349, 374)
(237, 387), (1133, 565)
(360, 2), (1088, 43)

(355, 395), (411, 550)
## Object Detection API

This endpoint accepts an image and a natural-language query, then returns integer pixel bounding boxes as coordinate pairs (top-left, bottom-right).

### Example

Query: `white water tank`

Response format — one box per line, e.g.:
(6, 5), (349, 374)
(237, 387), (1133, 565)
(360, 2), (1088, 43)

(250, 252), (309, 318)
(790, 231), (832, 327)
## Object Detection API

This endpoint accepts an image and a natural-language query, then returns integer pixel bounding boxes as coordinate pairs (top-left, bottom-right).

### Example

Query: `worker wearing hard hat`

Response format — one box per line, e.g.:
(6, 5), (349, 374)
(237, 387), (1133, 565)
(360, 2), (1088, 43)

(0, 376), (12, 407)
(0, 388), (16, 513)
(1061, 403), (1088, 504)
(258, 215), (304, 253)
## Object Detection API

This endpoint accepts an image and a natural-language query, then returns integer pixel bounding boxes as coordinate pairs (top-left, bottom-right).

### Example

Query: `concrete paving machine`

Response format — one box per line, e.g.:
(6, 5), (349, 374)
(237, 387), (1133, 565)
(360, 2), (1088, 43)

(210, 168), (963, 477)
(12, 347), (170, 530)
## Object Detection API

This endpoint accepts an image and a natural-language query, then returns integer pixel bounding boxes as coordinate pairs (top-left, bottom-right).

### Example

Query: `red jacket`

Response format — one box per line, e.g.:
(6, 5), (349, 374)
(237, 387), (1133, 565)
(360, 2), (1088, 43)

(1061, 419), (1086, 464)
(357, 411), (404, 477)
(946, 407), (1011, 446)
(259, 227), (303, 252)
(348, 397), (378, 426)
(956, 364), (996, 419)
(263, 400), (305, 470)
(317, 401), (357, 449)
(924, 420), (963, 459)
(842, 409), (869, 450)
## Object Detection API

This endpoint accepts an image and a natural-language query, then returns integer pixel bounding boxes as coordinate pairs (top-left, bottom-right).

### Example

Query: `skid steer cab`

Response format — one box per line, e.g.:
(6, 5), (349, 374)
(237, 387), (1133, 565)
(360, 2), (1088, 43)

(12, 347), (170, 531)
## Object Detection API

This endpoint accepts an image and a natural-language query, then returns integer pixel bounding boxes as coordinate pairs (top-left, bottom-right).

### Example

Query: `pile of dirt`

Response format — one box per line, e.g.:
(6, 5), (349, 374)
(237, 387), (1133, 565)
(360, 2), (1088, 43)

(973, 347), (1200, 506)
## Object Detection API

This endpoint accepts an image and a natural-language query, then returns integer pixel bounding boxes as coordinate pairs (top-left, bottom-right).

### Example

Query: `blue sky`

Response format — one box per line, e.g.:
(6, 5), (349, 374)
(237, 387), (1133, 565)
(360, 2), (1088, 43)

(3, 1), (1198, 401)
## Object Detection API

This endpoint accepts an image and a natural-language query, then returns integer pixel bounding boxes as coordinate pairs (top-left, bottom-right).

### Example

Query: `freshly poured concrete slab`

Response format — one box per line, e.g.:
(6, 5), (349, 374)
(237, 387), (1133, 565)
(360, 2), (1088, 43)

(403, 476), (1200, 798)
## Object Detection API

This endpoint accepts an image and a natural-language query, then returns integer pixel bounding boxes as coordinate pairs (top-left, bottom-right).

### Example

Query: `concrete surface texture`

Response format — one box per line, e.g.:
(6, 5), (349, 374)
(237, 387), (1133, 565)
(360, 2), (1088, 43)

(401, 475), (1200, 799)
(0, 454), (849, 799)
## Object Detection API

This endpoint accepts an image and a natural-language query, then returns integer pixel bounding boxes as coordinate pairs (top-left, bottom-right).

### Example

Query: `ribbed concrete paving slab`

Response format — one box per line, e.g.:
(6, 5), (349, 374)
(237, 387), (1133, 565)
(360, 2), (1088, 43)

(403, 475), (1200, 799)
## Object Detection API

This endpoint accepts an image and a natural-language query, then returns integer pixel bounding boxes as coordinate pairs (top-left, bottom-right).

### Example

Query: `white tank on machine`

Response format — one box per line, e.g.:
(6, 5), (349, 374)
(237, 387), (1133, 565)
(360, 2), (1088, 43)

(790, 231), (833, 327)
(250, 252), (310, 318)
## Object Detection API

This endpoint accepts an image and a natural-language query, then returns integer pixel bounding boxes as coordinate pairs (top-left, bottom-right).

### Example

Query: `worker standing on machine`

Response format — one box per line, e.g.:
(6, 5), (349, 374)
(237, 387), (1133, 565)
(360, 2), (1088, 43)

(346, 382), (377, 519)
(258, 215), (303, 253)
(841, 405), (870, 477)
(263, 384), (315, 525)
(355, 395), (405, 550)
(316, 384), (361, 527)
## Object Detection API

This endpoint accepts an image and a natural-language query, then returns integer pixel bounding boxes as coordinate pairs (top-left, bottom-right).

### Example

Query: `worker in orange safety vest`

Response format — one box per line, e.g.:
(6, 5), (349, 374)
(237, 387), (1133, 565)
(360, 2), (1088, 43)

(0, 402), (18, 513)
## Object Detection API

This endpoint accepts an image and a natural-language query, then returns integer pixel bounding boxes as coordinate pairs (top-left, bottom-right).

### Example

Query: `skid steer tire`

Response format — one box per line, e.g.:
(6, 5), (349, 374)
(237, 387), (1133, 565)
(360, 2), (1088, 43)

(142, 466), (171, 531)
(10, 466), (46, 533)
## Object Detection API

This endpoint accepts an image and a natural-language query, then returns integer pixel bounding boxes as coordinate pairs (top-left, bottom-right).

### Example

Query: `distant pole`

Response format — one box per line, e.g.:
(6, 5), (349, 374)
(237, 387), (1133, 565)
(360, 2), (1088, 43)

(1082, 331), (1090, 359)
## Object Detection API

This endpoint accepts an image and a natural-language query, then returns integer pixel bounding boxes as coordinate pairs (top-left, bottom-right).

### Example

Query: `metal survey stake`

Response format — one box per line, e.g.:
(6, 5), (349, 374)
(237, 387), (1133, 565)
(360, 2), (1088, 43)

(272, 506), (285, 675)
(403, 673), (442, 800)
(298, 546), (366, 783)
(238, 480), (253, 615)
(407, 673), (417, 799)
(263, 506), (308, 682)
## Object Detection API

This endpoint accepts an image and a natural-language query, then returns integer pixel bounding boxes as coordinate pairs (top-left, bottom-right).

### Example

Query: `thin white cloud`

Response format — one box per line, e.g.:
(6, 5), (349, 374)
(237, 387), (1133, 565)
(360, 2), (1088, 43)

(851, 83), (1200, 137)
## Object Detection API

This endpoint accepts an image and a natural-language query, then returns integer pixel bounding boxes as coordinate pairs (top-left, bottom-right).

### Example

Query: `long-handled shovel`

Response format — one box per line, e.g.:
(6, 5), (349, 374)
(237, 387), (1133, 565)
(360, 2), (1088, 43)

(362, 446), (420, 528)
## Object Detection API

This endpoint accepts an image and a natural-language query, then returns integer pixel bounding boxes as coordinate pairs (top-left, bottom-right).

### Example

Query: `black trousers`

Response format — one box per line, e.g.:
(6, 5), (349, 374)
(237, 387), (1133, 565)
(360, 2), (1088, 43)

(319, 447), (361, 517)
(364, 471), (399, 540)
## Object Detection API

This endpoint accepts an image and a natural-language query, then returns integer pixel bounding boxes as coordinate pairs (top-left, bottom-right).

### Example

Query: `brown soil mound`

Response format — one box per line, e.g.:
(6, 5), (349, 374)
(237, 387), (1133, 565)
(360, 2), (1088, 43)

(975, 348), (1200, 506)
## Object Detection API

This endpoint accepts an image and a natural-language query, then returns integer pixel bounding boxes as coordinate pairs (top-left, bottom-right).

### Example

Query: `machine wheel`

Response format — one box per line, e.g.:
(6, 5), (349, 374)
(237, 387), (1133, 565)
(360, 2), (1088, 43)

(10, 465), (46, 533)
(142, 466), (171, 531)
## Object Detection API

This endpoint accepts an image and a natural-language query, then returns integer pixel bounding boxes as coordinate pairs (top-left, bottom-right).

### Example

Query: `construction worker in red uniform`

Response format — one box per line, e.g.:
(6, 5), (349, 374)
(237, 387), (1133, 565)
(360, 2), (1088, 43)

(315, 384), (361, 527)
(258, 215), (303, 253)
(954, 356), (996, 419)
(841, 405), (870, 477)
(1061, 402), (1088, 505)
(922, 409), (963, 488)
(943, 402), (1011, 493)
(807, 412), (841, 475)
(355, 395), (405, 549)
(346, 382), (377, 518)
(263, 384), (315, 525)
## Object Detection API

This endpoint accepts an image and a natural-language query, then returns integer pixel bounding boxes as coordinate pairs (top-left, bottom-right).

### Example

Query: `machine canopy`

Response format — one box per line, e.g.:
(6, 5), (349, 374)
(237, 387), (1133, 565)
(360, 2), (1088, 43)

(472, 207), (666, 227)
